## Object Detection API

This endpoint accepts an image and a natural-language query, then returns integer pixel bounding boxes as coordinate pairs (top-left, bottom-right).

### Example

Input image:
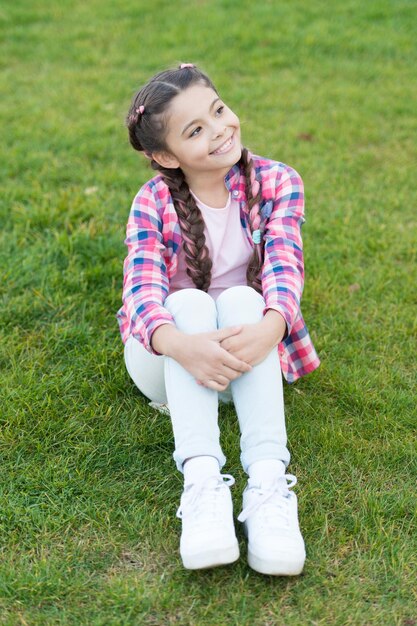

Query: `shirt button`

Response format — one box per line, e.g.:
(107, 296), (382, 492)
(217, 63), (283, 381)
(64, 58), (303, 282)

(232, 190), (239, 197)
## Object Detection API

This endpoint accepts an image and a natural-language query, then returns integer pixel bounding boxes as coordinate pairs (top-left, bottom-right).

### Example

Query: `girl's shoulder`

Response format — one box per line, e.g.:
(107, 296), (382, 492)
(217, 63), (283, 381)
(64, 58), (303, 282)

(133, 172), (169, 201)
(130, 173), (172, 214)
(249, 154), (304, 220)
(250, 153), (303, 188)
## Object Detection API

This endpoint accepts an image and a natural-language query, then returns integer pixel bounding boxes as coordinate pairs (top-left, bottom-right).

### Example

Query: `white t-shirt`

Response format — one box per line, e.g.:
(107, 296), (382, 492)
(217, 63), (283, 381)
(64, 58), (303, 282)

(168, 192), (253, 300)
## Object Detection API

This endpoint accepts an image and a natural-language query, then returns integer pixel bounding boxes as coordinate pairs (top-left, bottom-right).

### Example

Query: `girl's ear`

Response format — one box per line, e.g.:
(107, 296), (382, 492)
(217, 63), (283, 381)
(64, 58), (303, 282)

(151, 150), (180, 169)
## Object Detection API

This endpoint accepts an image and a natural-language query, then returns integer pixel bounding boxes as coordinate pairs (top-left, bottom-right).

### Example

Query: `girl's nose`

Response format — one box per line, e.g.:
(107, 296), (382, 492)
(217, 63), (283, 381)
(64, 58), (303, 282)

(212, 122), (226, 139)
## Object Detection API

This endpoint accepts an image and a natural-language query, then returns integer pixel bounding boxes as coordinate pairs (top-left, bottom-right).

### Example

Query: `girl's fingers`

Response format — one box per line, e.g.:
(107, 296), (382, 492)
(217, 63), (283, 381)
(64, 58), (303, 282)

(222, 351), (252, 373)
(221, 365), (246, 381)
(205, 378), (230, 391)
(199, 363), (249, 390)
(209, 326), (243, 342)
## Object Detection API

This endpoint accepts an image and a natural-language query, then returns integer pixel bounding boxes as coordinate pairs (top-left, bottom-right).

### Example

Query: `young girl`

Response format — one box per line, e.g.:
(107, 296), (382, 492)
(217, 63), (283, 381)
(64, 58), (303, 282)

(117, 63), (320, 576)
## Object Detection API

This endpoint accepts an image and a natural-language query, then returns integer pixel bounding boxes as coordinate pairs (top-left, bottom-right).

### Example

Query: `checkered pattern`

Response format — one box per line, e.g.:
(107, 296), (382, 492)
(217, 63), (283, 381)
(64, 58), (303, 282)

(117, 153), (320, 383)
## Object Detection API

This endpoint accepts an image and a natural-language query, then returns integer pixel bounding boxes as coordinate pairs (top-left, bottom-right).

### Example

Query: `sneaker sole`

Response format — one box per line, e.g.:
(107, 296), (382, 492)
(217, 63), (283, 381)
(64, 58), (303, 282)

(182, 541), (240, 570)
(247, 549), (305, 576)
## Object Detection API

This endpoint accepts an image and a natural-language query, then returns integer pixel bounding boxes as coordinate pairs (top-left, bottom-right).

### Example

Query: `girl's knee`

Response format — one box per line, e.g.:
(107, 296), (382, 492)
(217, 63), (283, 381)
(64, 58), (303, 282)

(165, 288), (215, 313)
(216, 285), (264, 309)
(216, 285), (265, 325)
(164, 288), (217, 332)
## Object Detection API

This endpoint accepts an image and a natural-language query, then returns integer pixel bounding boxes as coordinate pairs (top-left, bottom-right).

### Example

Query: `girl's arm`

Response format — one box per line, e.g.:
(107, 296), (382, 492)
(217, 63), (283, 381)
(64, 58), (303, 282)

(261, 164), (305, 336)
(220, 165), (305, 366)
(122, 183), (176, 354)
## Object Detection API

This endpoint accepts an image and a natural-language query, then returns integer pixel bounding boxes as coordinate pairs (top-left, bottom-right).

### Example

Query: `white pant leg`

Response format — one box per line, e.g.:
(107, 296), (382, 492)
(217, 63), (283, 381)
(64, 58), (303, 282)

(124, 336), (167, 404)
(124, 288), (227, 472)
(163, 289), (227, 472)
(216, 285), (291, 472)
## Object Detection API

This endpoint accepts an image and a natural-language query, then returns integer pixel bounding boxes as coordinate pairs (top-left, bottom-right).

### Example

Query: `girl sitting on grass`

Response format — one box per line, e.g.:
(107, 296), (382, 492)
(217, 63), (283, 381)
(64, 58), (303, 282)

(117, 63), (320, 576)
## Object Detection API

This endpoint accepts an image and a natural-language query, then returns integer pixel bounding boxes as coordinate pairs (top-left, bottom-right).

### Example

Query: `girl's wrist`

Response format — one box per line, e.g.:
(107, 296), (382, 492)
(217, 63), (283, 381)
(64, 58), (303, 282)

(260, 309), (287, 347)
(151, 324), (184, 357)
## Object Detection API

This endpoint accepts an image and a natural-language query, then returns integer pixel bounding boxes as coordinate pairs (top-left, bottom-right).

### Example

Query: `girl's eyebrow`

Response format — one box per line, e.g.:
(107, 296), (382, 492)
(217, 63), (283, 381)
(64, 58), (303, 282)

(181, 97), (221, 136)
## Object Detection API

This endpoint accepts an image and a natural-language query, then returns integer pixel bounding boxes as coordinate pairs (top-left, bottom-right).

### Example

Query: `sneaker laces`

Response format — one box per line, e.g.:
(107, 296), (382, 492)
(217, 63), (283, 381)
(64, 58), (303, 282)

(237, 474), (297, 524)
(176, 474), (235, 524)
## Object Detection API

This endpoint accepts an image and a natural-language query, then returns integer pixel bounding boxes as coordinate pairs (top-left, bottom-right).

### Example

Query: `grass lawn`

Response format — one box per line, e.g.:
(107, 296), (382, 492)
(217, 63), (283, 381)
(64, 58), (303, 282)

(1, 0), (416, 624)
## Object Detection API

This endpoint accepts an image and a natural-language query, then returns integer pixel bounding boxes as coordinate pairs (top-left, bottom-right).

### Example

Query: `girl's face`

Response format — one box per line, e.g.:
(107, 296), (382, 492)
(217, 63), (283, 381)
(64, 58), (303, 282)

(154, 83), (242, 185)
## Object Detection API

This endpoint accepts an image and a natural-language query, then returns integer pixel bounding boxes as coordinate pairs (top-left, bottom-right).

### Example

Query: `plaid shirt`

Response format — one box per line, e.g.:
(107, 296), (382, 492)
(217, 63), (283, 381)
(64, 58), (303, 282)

(117, 153), (320, 383)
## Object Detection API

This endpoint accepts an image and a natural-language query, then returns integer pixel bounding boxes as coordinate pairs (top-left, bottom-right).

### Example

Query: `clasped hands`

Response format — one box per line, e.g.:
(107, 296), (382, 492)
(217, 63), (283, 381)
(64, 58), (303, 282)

(171, 310), (286, 392)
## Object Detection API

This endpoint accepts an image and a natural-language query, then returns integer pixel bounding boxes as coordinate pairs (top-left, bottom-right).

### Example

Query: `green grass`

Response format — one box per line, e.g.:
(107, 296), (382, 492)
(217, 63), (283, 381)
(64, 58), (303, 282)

(1, 0), (416, 623)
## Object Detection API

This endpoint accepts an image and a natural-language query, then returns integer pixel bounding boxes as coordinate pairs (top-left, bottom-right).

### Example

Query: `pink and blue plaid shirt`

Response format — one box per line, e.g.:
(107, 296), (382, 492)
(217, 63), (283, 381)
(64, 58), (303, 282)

(117, 153), (320, 383)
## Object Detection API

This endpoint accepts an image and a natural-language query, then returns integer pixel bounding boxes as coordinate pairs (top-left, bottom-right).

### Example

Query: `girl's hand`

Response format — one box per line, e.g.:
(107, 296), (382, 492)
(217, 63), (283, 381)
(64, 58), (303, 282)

(220, 310), (287, 367)
(153, 324), (252, 391)
(175, 326), (252, 391)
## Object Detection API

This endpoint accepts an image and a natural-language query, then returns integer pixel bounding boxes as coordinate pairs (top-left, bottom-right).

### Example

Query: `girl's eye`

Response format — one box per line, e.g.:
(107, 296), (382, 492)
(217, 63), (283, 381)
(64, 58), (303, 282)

(190, 126), (202, 137)
(216, 105), (225, 116)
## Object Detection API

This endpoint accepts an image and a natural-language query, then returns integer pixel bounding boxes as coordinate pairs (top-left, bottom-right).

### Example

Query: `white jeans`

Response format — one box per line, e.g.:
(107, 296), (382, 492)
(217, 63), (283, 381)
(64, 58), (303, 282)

(124, 286), (290, 473)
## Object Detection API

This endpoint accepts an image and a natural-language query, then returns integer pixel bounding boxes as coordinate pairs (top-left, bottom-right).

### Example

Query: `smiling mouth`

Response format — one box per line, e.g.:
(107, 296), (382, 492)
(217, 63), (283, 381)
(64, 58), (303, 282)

(210, 134), (234, 155)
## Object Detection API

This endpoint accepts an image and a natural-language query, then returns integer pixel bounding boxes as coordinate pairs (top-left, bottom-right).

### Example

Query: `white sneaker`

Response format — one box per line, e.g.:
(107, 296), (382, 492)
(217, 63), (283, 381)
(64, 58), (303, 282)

(238, 474), (306, 576)
(176, 474), (240, 570)
(148, 401), (170, 416)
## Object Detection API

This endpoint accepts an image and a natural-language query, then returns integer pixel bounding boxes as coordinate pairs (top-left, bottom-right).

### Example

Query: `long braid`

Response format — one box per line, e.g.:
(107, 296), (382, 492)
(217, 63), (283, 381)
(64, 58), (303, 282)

(240, 147), (264, 292)
(156, 164), (212, 291)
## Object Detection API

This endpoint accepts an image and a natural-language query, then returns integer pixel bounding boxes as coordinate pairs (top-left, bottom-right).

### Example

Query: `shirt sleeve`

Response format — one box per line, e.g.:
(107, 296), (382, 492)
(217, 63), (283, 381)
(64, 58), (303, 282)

(122, 183), (175, 353)
(261, 165), (305, 336)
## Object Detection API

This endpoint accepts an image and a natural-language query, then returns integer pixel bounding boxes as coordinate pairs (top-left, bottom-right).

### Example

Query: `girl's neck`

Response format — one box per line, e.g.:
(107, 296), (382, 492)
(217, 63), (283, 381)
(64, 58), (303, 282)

(191, 185), (229, 209)
(185, 168), (231, 209)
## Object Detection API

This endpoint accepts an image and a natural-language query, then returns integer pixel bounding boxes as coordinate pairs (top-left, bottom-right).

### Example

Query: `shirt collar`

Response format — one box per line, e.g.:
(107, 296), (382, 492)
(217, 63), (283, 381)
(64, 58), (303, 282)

(224, 149), (256, 197)
(224, 161), (244, 200)
(224, 162), (240, 186)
